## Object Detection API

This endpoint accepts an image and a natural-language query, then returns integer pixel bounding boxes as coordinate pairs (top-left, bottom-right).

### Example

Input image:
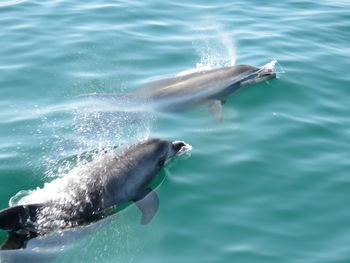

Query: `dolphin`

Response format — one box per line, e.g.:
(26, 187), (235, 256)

(0, 138), (189, 249)
(78, 61), (277, 122)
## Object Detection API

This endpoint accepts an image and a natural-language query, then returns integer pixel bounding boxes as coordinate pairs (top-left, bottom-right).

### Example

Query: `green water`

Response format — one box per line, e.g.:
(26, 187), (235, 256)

(1, 0), (350, 262)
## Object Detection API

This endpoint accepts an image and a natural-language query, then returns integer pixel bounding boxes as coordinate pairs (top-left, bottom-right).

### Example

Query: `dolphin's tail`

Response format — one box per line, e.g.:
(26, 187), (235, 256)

(0, 204), (42, 234)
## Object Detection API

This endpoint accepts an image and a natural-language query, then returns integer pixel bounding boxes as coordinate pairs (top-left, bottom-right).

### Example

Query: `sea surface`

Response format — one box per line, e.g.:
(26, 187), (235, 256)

(0, 0), (349, 262)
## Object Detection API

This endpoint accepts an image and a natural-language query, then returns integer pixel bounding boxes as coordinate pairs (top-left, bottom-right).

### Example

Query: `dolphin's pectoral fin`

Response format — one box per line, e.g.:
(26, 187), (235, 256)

(208, 100), (223, 123)
(134, 188), (159, 225)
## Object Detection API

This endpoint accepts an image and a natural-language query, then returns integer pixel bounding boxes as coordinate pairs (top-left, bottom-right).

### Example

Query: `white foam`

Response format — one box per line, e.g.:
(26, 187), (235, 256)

(260, 59), (285, 74)
(262, 60), (277, 70)
(12, 154), (109, 232)
(173, 141), (192, 157)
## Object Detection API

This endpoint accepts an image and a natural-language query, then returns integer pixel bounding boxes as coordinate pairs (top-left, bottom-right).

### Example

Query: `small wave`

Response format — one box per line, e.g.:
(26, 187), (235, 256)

(0, 0), (26, 7)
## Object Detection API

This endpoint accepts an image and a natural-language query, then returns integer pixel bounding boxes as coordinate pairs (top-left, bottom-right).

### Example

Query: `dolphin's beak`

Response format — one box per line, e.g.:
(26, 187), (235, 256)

(169, 141), (191, 158)
(172, 141), (186, 153)
(258, 68), (277, 80)
(258, 60), (278, 80)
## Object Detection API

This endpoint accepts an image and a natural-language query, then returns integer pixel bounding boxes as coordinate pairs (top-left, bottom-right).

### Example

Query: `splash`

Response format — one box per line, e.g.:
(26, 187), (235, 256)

(70, 105), (152, 160)
(38, 97), (153, 179)
(177, 24), (236, 76)
(194, 25), (236, 69)
(13, 152), (115, 233)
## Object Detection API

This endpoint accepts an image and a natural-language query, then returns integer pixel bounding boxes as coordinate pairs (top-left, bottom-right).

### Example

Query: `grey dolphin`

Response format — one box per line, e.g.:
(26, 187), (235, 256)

(0, 138), (188, 248)
(78, 62), (277, 122)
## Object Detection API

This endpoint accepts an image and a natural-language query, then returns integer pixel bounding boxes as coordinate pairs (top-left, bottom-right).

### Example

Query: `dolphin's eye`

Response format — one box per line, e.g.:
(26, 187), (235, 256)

(158, 159), (165, 167)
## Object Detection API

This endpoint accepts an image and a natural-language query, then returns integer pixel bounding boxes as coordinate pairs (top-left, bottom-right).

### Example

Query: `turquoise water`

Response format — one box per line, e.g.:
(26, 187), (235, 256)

(1, 0), (350, 262)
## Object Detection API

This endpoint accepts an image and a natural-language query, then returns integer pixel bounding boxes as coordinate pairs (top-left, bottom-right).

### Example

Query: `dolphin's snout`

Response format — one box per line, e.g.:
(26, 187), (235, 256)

(261, 69), (276, 78)
(169, 141), (191, 158)
(259, 60), (278, 80)
(172, 141), (186, 153)
(256, 67), (277, 81)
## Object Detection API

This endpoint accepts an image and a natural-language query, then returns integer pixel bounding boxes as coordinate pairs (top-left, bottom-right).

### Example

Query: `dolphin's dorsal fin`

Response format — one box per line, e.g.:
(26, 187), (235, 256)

(0, 204), (42, 233)
(208, 100), (223, 123)
(134, 188), (159, 225)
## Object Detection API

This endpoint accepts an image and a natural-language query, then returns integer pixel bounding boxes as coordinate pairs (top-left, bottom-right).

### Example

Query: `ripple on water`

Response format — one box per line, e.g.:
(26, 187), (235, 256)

(0, 0), (26, 7)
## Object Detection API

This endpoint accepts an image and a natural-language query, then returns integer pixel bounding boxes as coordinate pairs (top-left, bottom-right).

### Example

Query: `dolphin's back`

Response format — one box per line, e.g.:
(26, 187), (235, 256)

(76, 64), (263, 114)
(133, 65), (256, 101)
